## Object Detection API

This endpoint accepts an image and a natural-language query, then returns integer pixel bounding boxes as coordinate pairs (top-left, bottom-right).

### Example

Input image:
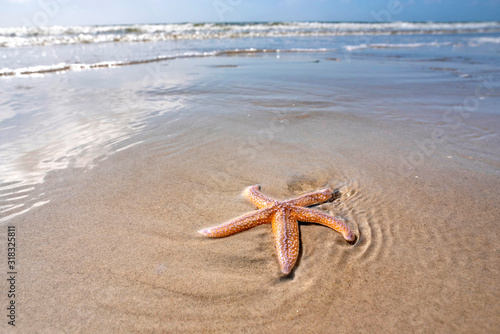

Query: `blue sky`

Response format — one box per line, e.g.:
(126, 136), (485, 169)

(1, 0), (499, 27)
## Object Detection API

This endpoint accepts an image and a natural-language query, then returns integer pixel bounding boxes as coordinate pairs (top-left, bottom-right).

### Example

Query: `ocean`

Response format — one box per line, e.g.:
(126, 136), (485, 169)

(1, 21), (500, 332)
(1, 21), (500, 75)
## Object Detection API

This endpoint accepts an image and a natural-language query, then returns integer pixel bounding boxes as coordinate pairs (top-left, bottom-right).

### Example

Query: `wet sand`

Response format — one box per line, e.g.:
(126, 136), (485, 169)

(2, 54), (500, 332)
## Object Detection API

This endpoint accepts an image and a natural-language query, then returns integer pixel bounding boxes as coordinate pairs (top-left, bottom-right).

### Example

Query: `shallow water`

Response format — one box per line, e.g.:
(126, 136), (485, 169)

(2, 46), (499, 223)
(1, 23), (500, 332)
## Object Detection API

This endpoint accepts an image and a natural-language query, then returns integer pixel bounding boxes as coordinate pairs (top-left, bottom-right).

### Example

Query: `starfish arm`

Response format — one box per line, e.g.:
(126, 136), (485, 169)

(291, 206), (355, 242)
(244, 185), (277, 209)
(287, 188), (333, 207)
(198, 207), (273, 237)
(272, 208), (300, 275)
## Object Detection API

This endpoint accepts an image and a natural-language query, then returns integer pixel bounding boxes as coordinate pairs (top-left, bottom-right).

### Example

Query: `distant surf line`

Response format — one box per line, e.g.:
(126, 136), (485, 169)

(1, 21), (499, 48)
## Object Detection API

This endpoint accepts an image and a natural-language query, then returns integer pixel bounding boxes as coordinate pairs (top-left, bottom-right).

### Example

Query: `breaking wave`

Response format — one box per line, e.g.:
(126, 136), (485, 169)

(1, 21), (499, 48)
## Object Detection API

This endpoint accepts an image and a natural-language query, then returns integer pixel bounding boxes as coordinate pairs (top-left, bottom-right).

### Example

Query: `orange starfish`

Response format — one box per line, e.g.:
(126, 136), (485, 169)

(199, 185), (355, 275)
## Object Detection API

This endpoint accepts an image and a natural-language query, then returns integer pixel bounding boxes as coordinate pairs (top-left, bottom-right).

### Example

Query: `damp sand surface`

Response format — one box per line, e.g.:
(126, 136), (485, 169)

(2, 53), (500, 333)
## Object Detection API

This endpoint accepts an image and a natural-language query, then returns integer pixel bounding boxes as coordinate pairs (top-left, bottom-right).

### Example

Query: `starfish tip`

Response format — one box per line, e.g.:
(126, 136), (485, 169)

(346, 234), (357, 244)
(198, 229), (209, 236)
(281, 266), (293, 275)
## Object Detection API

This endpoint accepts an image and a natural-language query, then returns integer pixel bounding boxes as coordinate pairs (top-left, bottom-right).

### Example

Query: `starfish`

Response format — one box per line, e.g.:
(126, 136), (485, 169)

(199, 185), (355, 275)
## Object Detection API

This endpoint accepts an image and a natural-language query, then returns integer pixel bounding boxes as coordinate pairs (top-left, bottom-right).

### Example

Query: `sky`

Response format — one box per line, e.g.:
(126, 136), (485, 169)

(0, 0), (499, 27)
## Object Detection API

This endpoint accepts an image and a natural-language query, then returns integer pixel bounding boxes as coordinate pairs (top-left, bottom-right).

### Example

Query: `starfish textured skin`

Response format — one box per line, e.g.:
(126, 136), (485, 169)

(199, 185), (355, 275)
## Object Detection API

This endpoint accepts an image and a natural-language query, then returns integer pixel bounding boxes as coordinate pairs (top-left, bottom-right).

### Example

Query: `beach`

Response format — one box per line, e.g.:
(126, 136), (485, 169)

(1, 23), (500, 332)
